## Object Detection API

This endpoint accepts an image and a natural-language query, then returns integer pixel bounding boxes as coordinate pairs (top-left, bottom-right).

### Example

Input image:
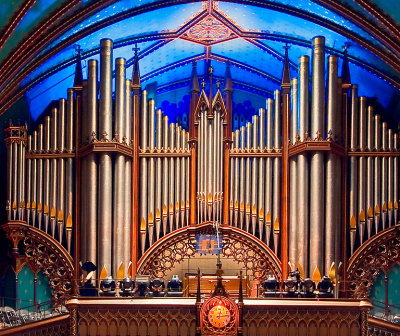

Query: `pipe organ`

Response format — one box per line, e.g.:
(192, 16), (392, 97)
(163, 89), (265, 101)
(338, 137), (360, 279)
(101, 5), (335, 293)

(4, 34), (400, 284)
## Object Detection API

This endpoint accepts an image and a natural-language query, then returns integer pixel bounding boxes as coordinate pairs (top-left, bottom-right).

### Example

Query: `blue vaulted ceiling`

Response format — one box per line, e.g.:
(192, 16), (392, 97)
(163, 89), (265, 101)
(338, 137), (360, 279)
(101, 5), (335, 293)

(1, 0), (400, 120)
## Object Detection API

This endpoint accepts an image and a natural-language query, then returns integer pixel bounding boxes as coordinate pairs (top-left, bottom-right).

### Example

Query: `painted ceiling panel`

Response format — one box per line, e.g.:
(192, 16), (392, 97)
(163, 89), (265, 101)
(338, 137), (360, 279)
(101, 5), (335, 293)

(0, 0), (70, 60)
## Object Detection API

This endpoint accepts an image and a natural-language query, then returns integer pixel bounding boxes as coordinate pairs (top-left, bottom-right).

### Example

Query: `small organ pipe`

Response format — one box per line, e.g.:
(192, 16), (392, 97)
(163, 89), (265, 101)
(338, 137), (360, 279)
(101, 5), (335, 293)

(297, 55), (309, 274)
(394, 133), (399, 225)
(162, 116), (169, 235)
(175, 125), (181, 229)
(147, 100), (155, 246)
(180, 130), (186, 227)
(273, 90), (281, 253)
(155, 109), (162, 239)
(251, 115), (258, 235)
(358, 97), (367, 244)
(31, 132), (38, 227)
(6, 132), (12, 220)
(98, 38), (113, 273)
(258, 108), (265, 239)
(19, 130), (26, 220)
(265, 99), (273, 246)
(229, 131), (234, 225)
(245, 122), (252, 232)
(12, 140), (18, 220)
(37, 125), (44, 229)
(388, 129), (394, 227)
(43, 117), (50, 233)
(26, 136), (32, 223)
(234, 130), (240, 226)
(349, 85), (358, 256)
(239, 126), (245, 229)
(50, 108), (58, 237)
(169, 123), (175, 231)
(374, 115), (382, 234)
(310, 36), (325, 273)
(366, 106), (374, 238)
(57, 99), (66, 243)
(185, 132), (190, 227)
(381, 122), (388, 229)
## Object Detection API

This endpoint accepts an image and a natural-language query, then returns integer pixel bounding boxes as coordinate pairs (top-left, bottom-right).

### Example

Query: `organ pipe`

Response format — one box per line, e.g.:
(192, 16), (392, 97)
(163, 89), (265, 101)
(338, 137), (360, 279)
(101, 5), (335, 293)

(265, 99), (273, 246)
(155, 109), (162, 239)
(381, 122), (388, 229)
(366, 106), (374, 238)
(43, 117), (50, 233)
(162, 115), (169, 235)
(374, 115), (382, 234)
(66, 89), (74, 253)
(358, 97), (367, 245)
(50, 107), (58, 237)
(57, 99), (66, 244)
(37, 124), (43, 230)
(251, 115), (258, 236)
(258, 108), (265, 239)
(388, 129), (394, 227)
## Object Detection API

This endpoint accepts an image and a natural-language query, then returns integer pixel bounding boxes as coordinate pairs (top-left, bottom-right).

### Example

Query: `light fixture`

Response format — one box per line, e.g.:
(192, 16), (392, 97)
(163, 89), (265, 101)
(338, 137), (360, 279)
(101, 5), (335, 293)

(167, 274), (183, 297)
(300, 278), (316, 298)
(120, 277), (134, 297)
(150, 278), (165, 297)
(100, 276), (116, 296)
(262, 274), (278, 298)
(317, 276), (334, 298)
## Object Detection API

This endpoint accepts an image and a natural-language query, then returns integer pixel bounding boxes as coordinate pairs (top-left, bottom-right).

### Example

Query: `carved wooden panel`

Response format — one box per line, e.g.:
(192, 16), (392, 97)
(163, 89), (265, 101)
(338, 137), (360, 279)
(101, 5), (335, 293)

(3, 221), (75, 306)
(137, 223), (282, 282)
(347, 225), (400, 299)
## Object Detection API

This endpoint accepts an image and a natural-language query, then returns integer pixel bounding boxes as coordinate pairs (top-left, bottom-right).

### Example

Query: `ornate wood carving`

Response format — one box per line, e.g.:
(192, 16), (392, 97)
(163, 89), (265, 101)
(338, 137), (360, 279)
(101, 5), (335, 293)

(2, 221), (75, 306)
(137, 222), (282, 282)
(347, 225), (400, 299)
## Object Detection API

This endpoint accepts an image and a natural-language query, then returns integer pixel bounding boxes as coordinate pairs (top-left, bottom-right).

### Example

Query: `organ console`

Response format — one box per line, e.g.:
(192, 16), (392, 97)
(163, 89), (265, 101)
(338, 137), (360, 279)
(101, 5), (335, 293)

(4, 34), (400, 285)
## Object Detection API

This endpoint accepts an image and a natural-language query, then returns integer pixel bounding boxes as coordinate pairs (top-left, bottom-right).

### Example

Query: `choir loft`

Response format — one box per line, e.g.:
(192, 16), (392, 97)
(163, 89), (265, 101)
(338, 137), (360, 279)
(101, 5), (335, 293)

(0, 0), (400, 335)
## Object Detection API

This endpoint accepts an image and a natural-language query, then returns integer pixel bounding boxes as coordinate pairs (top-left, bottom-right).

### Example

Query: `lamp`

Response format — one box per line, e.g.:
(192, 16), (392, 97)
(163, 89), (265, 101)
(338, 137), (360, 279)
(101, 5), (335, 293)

(134, 275), (150, 297)
(317, 276), (334, 298)
(262, 274), (278, 298)
(100, 276), (116, 296)
(167, 275), (183, 297)
(300, 278), (316, 298)
(120, 277), (134, 297)
(150, 278), (165, 297)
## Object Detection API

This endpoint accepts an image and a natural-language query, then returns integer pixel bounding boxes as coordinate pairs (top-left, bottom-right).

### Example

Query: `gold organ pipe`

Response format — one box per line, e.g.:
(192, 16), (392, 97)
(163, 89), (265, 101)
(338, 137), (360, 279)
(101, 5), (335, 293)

(175, 125), (181, 229)
(99, 38), (113, 273)
(234, 130), (240, 226)
(245, 122), (252, 232)
(57, 99), (66, 244)
(147, 100), (155, 246)
(388, 129), (394, 227)
(265, 99), (273, 246)
(258, 108), (265, 239)
(43, 117), (50, 233)
(325, 56), (340, 271)
(297, 56), (309, 274)
(239, 126), (245, 229)
(31, 131), (38, 227)
(251, 115), (259, 236)
(366, 106), (374, 238)
(124, 79), (132, 266)
(113, 57), (126, 274)
(273, 90), (281, 254)
(140, 90), (148, 255)
(36, 124), (44, 229)
(381, 122), (388, 229)
(66, 88), (74, 253)
(155, 109), (162, 239)
(162, 115), (169, 235)
(358, 97), (367, 245)
(310, 36), (325, 274)
(374, 114), (382, 234)
(349, 85), (358, 256)
(86, 60), (98, 266)
(289, 78), (298, 267)
(169, 122), (175, 231)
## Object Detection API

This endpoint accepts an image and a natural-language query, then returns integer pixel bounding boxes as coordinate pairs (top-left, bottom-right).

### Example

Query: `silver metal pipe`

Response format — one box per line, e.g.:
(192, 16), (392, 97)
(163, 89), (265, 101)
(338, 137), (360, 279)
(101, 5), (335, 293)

(366, 106), (374, 238)
(207, 116), (212, 221)
(239, 126), (245, 229)
(349, 85), (358, 256)
(57, 99), (66, 243)
(273, 90), (281, 254)
(31, 132), (38, 226)
(18, 132), (25, 220)
(289, 78), (298, 267)
(216, 112), (221, 223)
(36, 125), (44, 228)
(43, 117), (50, 233)
(234, 130), (240, 227)
(251, 115), (258, 235)
(297, 55), (309, 274)
(265, 99), (273, 246)
(162, 115), (169, 235)
(113, 57), (126, 275)
(98, 38), (113, 273)
(388, 129), (394, 227)
(155, 109), (162, 239)
(6, 132), (12, 221)
(50, 108), (58, 237)
(169, 122), (175, 231)
(140, 89), (148, 256)
(381, 122), (388, 229)
(310, 36), (325, 274)
(124, 79), (132, 267)
(175, 125), (181, 229)
(374, 115), (382, 234)
(186, 131), (190, 226)
(212, 115), (217, 222)
(258, 108), (265, 239)
(180, 129), (187, 227)
(358, 97), (367, 244)
(12, 140), (18, 220)
(148, 100), (155, 245)
(26, 136), (32, 223)
(229, 131), (234, 225)
(325, 55), (339, 272)
(245, 122), (252, 232)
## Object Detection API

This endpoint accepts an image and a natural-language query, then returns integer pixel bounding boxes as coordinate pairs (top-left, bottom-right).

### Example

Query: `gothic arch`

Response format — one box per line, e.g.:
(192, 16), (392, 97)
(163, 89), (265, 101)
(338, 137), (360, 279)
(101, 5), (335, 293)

(137, 222), (282, 282)
(2, 220), (75, 306)
(347, 224), (400, 299)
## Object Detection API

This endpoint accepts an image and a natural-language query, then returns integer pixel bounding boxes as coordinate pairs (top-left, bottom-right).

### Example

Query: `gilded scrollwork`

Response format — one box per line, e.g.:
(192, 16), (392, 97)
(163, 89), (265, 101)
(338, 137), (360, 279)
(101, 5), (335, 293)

(347, 225), (400, 299)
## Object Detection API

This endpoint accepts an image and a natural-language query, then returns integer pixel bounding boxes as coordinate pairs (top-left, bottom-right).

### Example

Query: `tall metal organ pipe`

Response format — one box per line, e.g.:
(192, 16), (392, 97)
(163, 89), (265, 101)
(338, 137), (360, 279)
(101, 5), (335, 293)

(98, 38), (113, 274)
(140, 90), (148, 255)
(66, 89), (74, 253)
(265, 99), (273, 246)
(310, 36), (325, 274)
(374, 115), (382, 234)
(381, 122), (388, 229)
(57, 99), (66, 243)
(50, 108), (58, 237)
(366, 106), (374, 238)
(258, 108), (265, 239)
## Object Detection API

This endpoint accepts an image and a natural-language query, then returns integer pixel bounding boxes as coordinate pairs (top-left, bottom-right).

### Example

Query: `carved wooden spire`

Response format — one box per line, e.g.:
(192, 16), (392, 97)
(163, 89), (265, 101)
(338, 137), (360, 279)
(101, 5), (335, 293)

(131, 44), (141, 90)
(281, 44), (291, 91)
(73, 45), (83, 87)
